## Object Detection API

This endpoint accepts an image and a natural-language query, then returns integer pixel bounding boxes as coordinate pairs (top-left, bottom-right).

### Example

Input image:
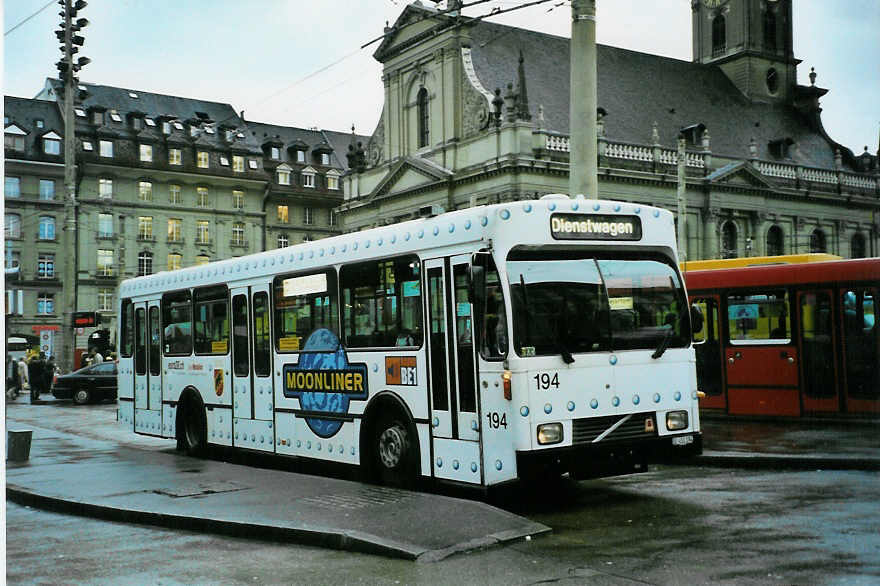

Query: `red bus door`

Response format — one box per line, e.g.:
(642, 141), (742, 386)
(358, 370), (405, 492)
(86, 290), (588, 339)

(723, 289), (800, 416)
(840, 287), (880, 415)
(692, 295), (726, 410)
(798, 289), (839, 413)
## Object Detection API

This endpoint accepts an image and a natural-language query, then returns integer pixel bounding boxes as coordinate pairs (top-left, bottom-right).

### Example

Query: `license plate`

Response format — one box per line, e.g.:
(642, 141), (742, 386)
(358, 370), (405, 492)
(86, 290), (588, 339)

(672, 435), (693, 446)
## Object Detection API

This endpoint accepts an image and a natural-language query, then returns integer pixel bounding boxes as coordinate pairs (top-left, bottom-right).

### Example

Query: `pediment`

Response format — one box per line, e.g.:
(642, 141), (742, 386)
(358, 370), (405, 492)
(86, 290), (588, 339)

(706, 161), (775, 189)
(41, 131), (62, 140)
(4, 124), (28, 136)
(373, 4), (448, 61)
(370, 157), (452, 200)
(276, 163), (293, 172)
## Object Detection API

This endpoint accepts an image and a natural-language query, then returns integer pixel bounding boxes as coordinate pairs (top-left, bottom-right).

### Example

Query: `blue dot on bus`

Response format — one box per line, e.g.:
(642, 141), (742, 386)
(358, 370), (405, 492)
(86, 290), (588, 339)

(544, 403), (552, 414)
(453, 460), (460, 470)
(495, 460), (503, 471)
(341, 245), (347, 253)
(653, 393), (661, 403)
(308, 251), (314, 259)
(634, 207), (641, 214)
(339, 444), (343, 453)
(500, 209), (511, 220)
(405, 232), (411, 241)
(351, 447), (356, 455)
(471, 420), (478, 430)
(692, 390), (698, 399)
(471, 462), (478, 473)
(372, 363), (379, 372)
(520, 406), (529, 417)
(377, 238), (382, 246)
(306, 441), (311, 449)
(593, 203), (601, 211)
(316, 443), (321, 451)
(436, 458), (443, 468)
(298, 253), (304, 260)
(464, 219), (472, 229)
(633, 395), (640, 405)
(329, 247), (335, 255)
(571, 202), (579, 210)
(432, 417), (439, 427)
(590, 399), (598, 409)
(524, 204), (532, 213)
(480, 216), (488, 226)
(612, 396), (620, 407)
(674, 391), (681, 401)
(653, 210), (660, 217)
(567, 401), (575, 411)
(614, 204), (621, 212)
(548, 202), (556, 211)
(319, 249), (324, 257)
(328, 445), (333, 453)
(418, 230), (424, 238)
(364, 240), (370, 248)
(390, 235), (396, 243)
(352, 242), (358, 250)
(433, 226), (440, 236)
(448, 224), (455, 233)
(609, 355), (618, 365)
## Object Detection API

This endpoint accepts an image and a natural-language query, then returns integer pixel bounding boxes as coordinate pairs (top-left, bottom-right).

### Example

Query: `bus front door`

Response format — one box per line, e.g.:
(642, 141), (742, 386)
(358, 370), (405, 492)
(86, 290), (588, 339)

(692, 295), (726, 411)
(840, 287), (879, 415)
(425, 256), (482, 483)
(133, 301), (163, 436)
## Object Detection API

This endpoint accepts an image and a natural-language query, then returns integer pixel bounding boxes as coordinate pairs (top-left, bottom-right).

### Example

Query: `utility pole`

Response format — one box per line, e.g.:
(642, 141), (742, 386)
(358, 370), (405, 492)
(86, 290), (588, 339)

(56, 0), (89, 371)
(676, 133), (687, 264)
(569, 0), (598, 199)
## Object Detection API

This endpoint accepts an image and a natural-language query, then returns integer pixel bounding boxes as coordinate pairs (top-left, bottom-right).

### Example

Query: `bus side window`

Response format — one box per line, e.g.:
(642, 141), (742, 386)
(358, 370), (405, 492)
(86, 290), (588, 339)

(727, 290), (790, 343)
(120, 299), (134, 357)
(253, 292), (271, 376)
(148, 306), (160, 376)
(273, 270), (338, 352)
(194, 285), (229, 355)
(475, 256), (507, 360)
(162, 290), (192, 356)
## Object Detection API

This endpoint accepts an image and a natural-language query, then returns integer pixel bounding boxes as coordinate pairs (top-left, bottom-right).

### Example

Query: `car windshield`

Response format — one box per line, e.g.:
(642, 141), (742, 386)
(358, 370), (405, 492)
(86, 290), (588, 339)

(507, 250), (690, 358)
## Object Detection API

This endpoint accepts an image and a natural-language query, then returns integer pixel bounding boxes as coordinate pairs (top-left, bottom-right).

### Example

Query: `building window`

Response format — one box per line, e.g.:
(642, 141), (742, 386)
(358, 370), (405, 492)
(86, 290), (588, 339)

(303, 234), (313, 242)
(321, 153), (331, 166)
(167, 253), (182, 271)
(145, 117), (155, 127)
(37, 292), (55, 315)
(197, 151), (209, 168)
(162, 121), (171, 134)
(810, 229), (827, 253)
(97, 249), (114, 276)
(138, 251), (153, 276)
(329, 210), (337, 226)
(232, 222), (246, 246)
(138, 216), (154, 240)
(109, 110), (122, 123)
(82, 140), (93, 151)
(277, 205), (289, 223)
(277, 234), (289, 248)
(766, 68), (779, 94)
(851, 233), (866, 259)
(99, 178), (113, 199)
(195, 255), (210, 266)
(43, 137), (61, 155)
(5, 213), (21, 238)
(139, 144), (153, 162)
(248, 159), (258, 169)
(5, 176), (21, 197)
(138, 181), (153, 202)
(197, 186), (209, 207)
(75, 108), (86, 118)
(327, 175), (339, 190)
(99, 140), (113, 158)
(132, 117), (143, 131)
(39, 179), (55, 200)
(5, 133), (24, 151)
(302, 172), (315, 188)
(196, 220), (211, 244)
(711, 14), (726, 56)
(35, 119), (44, 128)
(168, 218), (182, 242)
(763, 9), (777, 52)
(38, 216), (56, 240)
(304, 207), (314, 225)
(277, 169), (290, 185)
(219, 156), (229, 166)
(233, 190), (244, 209)
(92, 111), (104, 125)
(98, 288), (114, 311)
(98, 213), (113, 238)
(417, 87), (429, 148)
(766, 225), (784, 256)
(296, 150), (305, 163)
(721, 220), (738, 259)
(233, 155), (245, 172)
(169, 148), (182, 165)
(270, 147), (281, 160)
(38, 254), (55, 278)
(169, 184), (181, 204)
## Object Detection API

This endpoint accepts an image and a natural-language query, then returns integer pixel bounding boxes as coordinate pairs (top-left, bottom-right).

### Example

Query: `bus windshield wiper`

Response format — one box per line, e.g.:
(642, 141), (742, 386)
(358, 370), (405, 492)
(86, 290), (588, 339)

(519, 274), (532, 349)
(555, 294), (575, 364)
(651, 326), (674, 360)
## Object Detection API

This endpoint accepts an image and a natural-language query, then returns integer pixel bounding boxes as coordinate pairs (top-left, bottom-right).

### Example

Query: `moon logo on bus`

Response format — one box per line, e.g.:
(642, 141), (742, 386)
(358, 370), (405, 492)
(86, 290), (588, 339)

(282, 328), (368, 439)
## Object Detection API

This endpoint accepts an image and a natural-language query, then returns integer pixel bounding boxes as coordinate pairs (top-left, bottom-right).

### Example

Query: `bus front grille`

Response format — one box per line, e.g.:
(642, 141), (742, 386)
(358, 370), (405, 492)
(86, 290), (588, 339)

(572, 413), (658, 445)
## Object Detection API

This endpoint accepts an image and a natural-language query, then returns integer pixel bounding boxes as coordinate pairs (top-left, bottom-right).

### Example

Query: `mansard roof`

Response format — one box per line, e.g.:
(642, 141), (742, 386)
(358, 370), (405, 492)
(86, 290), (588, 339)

(246, 121), (369, 171)
(3, 96), (64, 161)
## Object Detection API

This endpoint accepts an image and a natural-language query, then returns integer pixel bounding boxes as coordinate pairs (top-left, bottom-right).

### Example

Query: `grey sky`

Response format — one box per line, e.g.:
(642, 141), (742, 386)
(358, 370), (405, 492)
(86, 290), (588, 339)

(4, 0), (878, 155)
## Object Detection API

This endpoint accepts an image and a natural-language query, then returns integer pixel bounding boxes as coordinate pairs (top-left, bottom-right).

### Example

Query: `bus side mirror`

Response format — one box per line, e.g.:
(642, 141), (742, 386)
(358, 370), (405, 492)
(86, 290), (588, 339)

(469, 263), (486, 305)
(690, 304), (705, 343)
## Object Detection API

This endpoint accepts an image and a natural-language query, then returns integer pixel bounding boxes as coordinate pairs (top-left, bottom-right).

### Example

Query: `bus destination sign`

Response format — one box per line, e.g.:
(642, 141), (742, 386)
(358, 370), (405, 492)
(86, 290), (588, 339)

(550, 213), (642, 241)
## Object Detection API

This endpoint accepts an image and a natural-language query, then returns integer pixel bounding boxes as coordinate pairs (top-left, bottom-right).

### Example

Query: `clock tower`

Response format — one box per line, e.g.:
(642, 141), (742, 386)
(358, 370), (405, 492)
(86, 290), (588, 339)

(692, 0), (796, 102)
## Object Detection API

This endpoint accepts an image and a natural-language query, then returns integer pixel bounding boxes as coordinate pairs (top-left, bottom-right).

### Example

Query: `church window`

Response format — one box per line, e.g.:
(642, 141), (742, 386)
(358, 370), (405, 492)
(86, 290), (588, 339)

(417, 87), (429, 149)
(711, 15), (726, 56)
(851, 234), (866, 259)
(721, 220), (738, 259)
(763, 9), (777, 52)
(810, 229), (827, 254)
(766, 225), (784, 257)
(766, 68), (779, 94)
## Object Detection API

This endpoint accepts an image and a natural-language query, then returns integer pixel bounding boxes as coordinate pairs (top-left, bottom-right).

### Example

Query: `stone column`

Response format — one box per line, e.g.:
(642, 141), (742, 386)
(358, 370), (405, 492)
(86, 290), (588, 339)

(703, 207), (721, 260)
(751, 211), (769, 257)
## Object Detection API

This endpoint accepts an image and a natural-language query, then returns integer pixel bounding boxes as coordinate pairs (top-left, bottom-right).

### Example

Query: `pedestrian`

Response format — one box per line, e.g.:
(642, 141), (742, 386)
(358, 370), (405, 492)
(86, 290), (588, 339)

(44, 355), (56, 394)
(18, 356), (30, 400)
(92, 349), (104, 364)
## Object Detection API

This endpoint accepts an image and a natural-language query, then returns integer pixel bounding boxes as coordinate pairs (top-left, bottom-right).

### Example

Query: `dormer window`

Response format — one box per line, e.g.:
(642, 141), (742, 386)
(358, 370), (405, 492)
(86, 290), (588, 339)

(144, 117), (155, 127)
(320, 153), (331, 165)
(162, 121), (171, 134)
(129, 92), (139, 99)
(680, 123), (706, 147)
(219, 156), (229, 166)
(232, 155), (244, 172)
(75, 108), (86, 117)
(100, 140), (113, 158)
(132, 117), (142, 130)
(110, 110), (122, 123)
(248, 159), (258, 170)
(42, 132), (62, 155)
(139, 144), (153, 162)
(4, 125), (27, 151)
(326, 169), (341, 190)
(768, 138), (793, 160)
(197, 151), (209, 168)
(276, 164), (291, 185)
(190, 125), (199, 137)
(296, 150), (305, 163)
(205, 126), (215, 134)
(35, 119), (44, 129)
(92, 111), (104, 125)
(173, 121), (184, 131)
(301, 166), (316, 188)
(82, 140), (93, 151)
(271, 147), (281, 160)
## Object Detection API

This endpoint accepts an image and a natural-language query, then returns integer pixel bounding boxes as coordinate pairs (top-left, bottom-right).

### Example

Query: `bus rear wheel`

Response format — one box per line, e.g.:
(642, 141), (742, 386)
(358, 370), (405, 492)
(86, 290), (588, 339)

(371, 414), (416, 488)
(177, 396), (207, 457)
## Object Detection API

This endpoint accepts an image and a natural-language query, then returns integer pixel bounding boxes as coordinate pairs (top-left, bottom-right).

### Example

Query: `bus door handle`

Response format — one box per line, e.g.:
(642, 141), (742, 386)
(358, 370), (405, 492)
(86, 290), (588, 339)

(727, 351), (742, 364)
(780, 351), (795, 364)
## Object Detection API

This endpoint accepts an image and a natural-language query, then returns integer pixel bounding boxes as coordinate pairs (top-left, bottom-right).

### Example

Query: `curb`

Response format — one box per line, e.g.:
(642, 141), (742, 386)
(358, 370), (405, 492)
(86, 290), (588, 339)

(694, 453), (880, 472)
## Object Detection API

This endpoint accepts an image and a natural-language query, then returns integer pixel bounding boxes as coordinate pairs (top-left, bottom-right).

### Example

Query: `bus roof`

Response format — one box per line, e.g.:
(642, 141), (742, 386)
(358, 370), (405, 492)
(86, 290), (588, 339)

(680, 253), (841, 272)
(684, 257), (880, 292)
(120, 196), (678, 299)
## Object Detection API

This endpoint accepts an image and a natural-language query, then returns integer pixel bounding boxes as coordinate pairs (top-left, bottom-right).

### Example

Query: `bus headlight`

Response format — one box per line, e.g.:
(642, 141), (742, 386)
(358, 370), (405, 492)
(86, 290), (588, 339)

(666, 410), (689, 431)
(537, 423), (563, 445)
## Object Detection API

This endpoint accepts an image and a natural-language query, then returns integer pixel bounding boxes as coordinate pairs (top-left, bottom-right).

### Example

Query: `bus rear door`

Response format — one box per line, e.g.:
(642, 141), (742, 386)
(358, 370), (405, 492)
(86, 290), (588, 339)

(840, 287), (880, 415)
(798, 289), (840, 413)
(134, 300), (163, 435)
(425, 256), (482, 484)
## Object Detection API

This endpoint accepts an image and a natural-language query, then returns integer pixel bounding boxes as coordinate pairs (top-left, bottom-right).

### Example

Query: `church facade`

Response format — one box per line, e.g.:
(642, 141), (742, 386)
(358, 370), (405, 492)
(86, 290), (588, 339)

(338, 0), (879, 261)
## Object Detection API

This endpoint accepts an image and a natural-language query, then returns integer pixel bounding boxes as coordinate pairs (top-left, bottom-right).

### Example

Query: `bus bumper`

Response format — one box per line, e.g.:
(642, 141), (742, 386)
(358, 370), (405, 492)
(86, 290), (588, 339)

(516, 432), (703, 480)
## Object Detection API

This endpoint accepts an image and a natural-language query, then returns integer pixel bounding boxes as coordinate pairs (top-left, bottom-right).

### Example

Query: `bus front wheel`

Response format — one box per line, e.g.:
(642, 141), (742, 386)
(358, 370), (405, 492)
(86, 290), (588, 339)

(371, 413), (416, 487)
(177, 395), (207, 457)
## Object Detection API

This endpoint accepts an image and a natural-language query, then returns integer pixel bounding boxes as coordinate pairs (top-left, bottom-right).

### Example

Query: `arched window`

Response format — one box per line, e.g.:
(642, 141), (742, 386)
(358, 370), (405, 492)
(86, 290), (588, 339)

(712, 14), (726, 56)
(766, 225), (784, 256)
(851, 233), (866, 259)
(38, 216), (56, 240)
(810, 229), (827, 253)
(763, 9), (777, 52)
(721, 220), (738, 259)
(417, 87), (429, 149)
(138, 251), (153, 276)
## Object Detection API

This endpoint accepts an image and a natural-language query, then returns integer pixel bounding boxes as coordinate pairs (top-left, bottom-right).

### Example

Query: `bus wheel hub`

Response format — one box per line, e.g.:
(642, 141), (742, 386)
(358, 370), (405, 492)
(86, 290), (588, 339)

(378, 424), (406, 468)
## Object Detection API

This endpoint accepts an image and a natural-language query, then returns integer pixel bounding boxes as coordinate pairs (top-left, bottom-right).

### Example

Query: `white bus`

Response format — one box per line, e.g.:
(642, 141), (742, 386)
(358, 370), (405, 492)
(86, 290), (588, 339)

(117, 195), (702, 487)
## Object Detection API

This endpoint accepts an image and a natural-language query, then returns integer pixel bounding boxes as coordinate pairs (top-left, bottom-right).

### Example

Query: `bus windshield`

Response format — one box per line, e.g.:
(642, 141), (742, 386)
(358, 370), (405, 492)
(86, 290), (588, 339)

(507, 250), (689, 358)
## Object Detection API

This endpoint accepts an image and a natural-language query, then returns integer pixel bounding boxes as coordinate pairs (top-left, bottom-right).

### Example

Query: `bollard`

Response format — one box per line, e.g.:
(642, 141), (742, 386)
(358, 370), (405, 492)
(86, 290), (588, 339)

(7, 429), (33, 462)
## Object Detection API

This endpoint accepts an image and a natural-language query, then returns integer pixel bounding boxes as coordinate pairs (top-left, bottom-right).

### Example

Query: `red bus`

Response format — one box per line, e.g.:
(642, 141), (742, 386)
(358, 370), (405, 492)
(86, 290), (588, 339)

(685, 258), (879, 418)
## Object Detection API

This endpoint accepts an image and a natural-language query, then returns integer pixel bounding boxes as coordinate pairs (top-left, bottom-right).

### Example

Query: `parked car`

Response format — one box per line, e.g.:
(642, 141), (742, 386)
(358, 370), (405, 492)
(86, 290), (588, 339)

(51, 361), (117, 404)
